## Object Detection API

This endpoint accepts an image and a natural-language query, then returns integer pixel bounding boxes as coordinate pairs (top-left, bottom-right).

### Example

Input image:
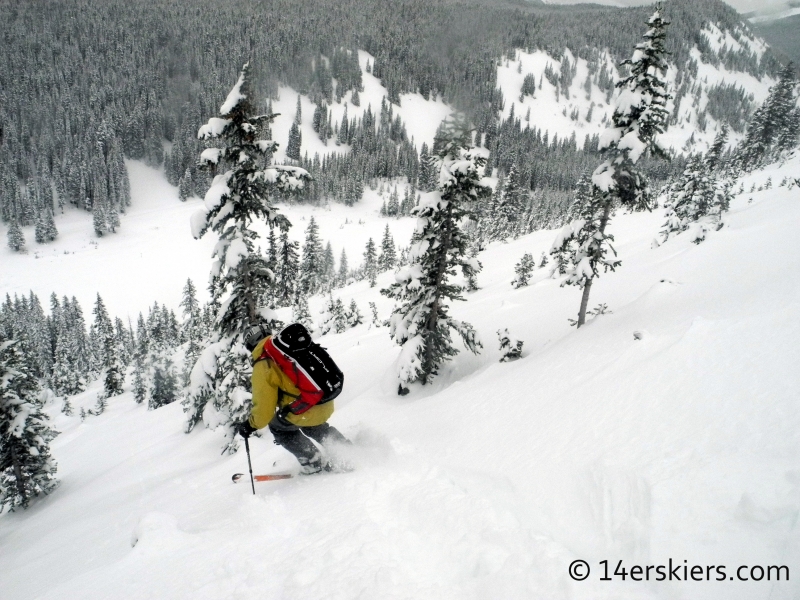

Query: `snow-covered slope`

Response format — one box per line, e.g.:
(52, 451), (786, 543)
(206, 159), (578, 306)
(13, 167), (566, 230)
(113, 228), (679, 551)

(2, 154), (799, 600)
(269, 50), (453, 164)
(496, 27), (775, 156)
(0, 160), (417, 319)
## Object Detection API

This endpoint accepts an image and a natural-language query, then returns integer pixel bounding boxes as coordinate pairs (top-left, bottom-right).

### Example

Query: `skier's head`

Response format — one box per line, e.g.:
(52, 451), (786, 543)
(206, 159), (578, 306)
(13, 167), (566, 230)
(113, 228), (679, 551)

(243, 322), (271, 352)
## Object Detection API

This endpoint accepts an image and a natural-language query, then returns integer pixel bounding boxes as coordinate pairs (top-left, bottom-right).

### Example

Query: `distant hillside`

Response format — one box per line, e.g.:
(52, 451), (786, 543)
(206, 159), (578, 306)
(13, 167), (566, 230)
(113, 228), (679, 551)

(752, 15), (800, 67)
(0, 0), (786, 236)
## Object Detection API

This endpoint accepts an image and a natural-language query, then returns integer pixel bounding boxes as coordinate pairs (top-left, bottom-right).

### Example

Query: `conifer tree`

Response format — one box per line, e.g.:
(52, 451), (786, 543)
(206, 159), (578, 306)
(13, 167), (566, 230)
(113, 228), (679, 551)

(378, 224), (396, 271)
(0, 336), (59, 511)
(300, 216), (324, 296)
(287, 122), (302, 161)
(92, 195), (108, 237)
(733, 63), (800, 171)
(322, 242), (335, 288)
(178, 168), (194, 201)
(369, 302), (381, 328)
(494, 162), (526, 239)
(382, 115), (489, 392)
(333, 298), (347, 333)
(186, 64), (309, 449)
(337, 105), (349, 145)
(387, 187), (400, 216)
(94, 295), (125, 399)
(497, 329), (524, 362)
(363, 237), (378, 287)
(180, 279), (204, 385)
(553, 4), (670, 328)
(292, 295), (313, 329)
(318, 294), (347, 335)
(150, 356), (179, 410)
(7, 218), (25, 252)
(275, 229), (300, 307)
(345, 299), (363, 327)
(661, 149), (732, 243)
(512, 253), (535, 288)
(337, 248), (349, 286)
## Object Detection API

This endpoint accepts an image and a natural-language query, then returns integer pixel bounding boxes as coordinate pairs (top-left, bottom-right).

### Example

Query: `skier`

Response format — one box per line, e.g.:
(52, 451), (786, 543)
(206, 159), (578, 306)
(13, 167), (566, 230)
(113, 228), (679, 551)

(237, 323), (350, 474)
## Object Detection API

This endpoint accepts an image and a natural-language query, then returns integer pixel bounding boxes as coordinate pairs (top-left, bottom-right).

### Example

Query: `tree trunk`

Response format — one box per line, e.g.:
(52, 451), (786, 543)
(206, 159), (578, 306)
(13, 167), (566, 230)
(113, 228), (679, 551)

(10, 442), (26, 502)
(577, 278), (593, 328)
(577, 199), (613, 328)
(242, 259), (256, 326)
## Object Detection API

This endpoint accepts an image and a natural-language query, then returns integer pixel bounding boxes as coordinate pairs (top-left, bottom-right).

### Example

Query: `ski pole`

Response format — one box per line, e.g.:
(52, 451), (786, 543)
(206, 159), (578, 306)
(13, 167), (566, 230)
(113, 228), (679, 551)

(244, 436), (256, 495)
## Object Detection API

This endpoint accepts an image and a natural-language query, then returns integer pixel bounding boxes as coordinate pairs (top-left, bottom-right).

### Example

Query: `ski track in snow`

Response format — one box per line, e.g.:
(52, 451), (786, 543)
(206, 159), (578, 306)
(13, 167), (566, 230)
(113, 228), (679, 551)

(1, 153), (799, 599)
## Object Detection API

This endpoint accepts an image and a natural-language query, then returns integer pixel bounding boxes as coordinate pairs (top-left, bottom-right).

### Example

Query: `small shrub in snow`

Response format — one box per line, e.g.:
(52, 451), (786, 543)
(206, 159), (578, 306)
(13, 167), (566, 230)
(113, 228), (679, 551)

(512, 253), (535, 288)
(497, 329), (523, 362)
(345, 300), (363, 328)
(369, 302), (381, 328)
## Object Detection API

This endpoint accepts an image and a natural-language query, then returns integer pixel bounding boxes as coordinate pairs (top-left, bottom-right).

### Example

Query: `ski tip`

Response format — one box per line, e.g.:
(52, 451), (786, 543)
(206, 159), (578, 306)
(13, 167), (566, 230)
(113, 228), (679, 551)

(232, 473), (243, 483)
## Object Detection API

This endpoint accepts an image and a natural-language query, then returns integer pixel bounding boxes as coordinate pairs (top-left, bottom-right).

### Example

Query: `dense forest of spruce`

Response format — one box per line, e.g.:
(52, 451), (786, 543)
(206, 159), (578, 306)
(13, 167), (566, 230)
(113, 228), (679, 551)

(0, 0), (782, 240)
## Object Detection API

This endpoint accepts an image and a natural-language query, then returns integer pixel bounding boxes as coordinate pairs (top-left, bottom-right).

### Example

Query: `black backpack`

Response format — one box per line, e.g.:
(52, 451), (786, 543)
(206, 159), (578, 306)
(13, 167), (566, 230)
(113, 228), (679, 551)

(257, 323), (344, 414)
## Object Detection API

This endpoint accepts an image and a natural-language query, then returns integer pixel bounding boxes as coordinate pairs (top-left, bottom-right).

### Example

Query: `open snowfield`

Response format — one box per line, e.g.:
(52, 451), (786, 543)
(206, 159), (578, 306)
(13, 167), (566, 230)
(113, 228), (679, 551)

(1, 151), (799, 599)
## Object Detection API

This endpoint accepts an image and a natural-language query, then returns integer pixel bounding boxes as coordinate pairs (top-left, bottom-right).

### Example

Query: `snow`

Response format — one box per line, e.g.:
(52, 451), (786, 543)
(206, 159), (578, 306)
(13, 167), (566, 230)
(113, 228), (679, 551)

(702, 23), (745, 54)
(199, 148), (222, 166)
(203, 172), (232, 212)
(224, 237), (248, 270)
(219, 69), (247, 116)
(496, 38), (774, 157)
(267, 51), (453, 164)
(197, 118), (231, 139)
(3, 153), (800, 599)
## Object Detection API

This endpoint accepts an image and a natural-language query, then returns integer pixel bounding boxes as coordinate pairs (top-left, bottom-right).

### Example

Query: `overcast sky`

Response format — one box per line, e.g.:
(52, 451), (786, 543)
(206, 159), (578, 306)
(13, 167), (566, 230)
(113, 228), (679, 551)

(542, 0), (788, 15)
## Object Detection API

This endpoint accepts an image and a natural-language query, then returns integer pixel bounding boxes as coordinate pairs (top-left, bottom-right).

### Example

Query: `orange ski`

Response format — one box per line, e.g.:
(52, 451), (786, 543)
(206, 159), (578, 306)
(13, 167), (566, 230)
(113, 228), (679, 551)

(232, 472), (293, 483)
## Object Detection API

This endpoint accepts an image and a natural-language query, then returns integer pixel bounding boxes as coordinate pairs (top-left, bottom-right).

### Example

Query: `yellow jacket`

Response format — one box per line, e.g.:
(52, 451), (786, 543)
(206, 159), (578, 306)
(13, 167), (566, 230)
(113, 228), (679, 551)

(248, 337), (334, 430)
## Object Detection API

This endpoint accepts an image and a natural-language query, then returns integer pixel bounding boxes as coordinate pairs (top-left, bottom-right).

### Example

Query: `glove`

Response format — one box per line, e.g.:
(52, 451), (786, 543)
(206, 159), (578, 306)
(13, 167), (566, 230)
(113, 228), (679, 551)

(236, 420), (257, 438)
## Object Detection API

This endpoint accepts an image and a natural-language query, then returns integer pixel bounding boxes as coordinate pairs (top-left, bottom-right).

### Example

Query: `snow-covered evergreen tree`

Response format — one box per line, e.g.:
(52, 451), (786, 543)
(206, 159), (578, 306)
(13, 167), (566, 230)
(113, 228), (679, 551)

(93, 294), (125, 399)
(292, 294), (313, 329)
(150, 356), (179, 410)
(378, 224), (396, 271)
(7, 218), (25, 252)
(552, 4), (670, 328)
(275, 229), (300, 308)
(661, 127), (733, 244)
(180, 279), (204, 385)
(497, 329), (523, 362)
(493, 162), (526, 240)
(286, 122), (302, 161)
(382, 115), (489, 392)
(369, 302), (381, 328)
(318, 294), (347, 335)
(345, 299), (363, 327)
(0, 337), (59, 512)
(733, 63), (800, 172)
(186, 64), (309, 450)
(512, 253), (535, 288)
(300, 216), (324, 296)
(337, 248), (349, 286)
(363, 237), (378, 287)
(322, 242), (335, 288)
(178, 168), (194, 201)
